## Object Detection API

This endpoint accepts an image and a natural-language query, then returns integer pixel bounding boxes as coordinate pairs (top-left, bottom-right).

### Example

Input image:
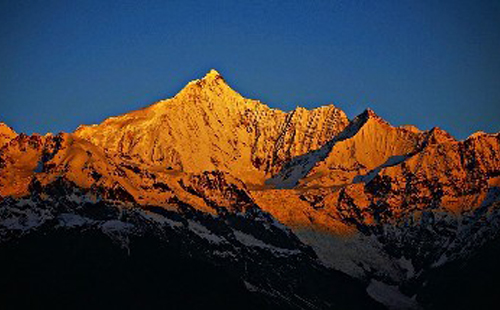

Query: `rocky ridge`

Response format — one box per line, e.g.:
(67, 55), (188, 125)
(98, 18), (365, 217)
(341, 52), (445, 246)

(75, 70), (349, 186)
(1, 69), (499, 309)
(0, 123), (17, 148)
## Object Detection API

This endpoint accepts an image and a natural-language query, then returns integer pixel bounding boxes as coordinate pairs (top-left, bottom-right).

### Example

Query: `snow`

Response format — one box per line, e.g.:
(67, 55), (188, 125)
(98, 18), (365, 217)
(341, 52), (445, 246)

(354, 167), (382, 183)
(243, 281), (259, 292)
(269, 216), (291, 232)
(354, 155), (408, 184)
(187, 220), (226, 244)
(367, 280), (420, 310)
(294, 229), (406, 281)
(66, 193), (101, 204)
(384, 155), (408, 167)
(140, 210), (183, 228)
(233, 230), (300, 255)
(397, 256), (416, 279)
(99, 220), (134, 253)
(431, 254), (448, 268)
(0, 207), (52, 232)
(212, 250), (237, 259)
(100, 220), (134, 233)
(267, 145), (331, 189)
(58, 213), (93, 228)
(480, 187), (500, 207)
(34, 160), (44, 173)
(268, 114), (371, 189)
(16, 199), (35, 207)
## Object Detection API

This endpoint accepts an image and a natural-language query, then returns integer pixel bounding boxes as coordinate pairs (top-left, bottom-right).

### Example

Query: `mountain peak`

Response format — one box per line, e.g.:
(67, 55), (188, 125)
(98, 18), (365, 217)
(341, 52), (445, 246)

(180, 69), (228, 93)
(426, 127), (455, 144)
(204, 69), (222, 80)
(361, 108), (381, 119)
(195, 69), (225, 85)
(0, 122), (17, 148)
(0, 122), (15, 132)
(346, 108), (388, 132)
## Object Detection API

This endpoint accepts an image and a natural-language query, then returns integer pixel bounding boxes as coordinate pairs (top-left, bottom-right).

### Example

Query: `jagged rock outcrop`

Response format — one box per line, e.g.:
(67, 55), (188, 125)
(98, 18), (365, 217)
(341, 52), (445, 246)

(0, 131), (259, 215)
(75, 70), (349, 186)
(253, 114), (500, 307)
(0, 123), (17, 149)
(0, 141), (381, 310)
(1, 69), (499, 310)
(268, 109), (426, 188)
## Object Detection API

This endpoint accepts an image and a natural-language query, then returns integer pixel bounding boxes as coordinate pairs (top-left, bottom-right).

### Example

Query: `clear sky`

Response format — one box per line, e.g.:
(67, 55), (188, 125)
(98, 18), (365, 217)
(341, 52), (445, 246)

(0, 0), (499, 139)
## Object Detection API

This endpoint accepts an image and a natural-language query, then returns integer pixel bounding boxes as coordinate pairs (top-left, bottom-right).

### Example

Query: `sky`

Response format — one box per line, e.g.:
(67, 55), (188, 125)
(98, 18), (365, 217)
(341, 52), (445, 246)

(0, 0), (499, 139)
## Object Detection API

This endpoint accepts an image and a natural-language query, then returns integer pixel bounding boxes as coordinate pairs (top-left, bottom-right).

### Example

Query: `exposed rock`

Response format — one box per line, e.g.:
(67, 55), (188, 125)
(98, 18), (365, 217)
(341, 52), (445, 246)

(75, 70), (349, 186)
(0, 123), (17, 149)
(1, 69), (499, 309)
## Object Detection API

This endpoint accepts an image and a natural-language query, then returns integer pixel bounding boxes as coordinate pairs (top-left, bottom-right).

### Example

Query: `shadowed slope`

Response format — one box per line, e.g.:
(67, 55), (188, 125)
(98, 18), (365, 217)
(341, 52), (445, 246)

(267, 109), (425, 188)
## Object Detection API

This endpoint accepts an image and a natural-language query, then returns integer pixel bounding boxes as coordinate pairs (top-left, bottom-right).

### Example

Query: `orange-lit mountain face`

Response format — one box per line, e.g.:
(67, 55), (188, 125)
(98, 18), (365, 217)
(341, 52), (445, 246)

(1, 70), (500, 309)
(75, 70), (349, 187)
(0, 123), (16, 149)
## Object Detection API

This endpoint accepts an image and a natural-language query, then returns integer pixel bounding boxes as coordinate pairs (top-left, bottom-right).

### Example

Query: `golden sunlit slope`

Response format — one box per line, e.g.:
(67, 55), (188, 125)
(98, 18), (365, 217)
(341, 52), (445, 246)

(1, 69), (500, 291)
(250, 130), (500, 280)
(375, 130), (500, 213)
(74, 70), (349, 186)
(1, 69), (499, 229)
(267, 109), (425, 188)
(259, 129), (500, 229)
(0, 132), (258, 216)
(0, 133), (127, 198)
(0, 123), (17, 149)
(299, 109), (425, 187)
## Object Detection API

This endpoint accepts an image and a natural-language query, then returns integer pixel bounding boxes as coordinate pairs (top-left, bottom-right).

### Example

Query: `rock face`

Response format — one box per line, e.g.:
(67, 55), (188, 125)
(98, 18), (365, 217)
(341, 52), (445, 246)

(0, 135), (380, 310)
(268, 109), (426, 188)
(1, 69), (500, 310)
(0, 123), (17, 149)
(75, 70), (349, 186)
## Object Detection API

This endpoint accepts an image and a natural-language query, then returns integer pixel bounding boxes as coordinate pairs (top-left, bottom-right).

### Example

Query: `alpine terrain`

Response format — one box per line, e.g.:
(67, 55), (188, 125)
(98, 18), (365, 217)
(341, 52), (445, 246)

(1, 70), (499, 310)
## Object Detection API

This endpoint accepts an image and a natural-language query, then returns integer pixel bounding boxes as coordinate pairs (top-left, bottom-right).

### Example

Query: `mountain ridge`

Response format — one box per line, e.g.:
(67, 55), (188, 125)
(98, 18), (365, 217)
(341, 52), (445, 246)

(74, 70), (350, 186)
(1, 69), (500, 310)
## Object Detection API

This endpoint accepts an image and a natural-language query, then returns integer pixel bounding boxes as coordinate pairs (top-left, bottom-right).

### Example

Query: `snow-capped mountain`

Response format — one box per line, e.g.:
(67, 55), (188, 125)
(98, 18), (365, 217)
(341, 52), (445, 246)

(1, 70), (499, 309)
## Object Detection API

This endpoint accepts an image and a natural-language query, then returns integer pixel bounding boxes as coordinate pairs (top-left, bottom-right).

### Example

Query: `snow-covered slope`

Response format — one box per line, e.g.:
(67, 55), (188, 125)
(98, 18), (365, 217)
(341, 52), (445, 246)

(0, 123), (17, 149)
(1, 69), (500, 309)
(75, 70), (349, 186)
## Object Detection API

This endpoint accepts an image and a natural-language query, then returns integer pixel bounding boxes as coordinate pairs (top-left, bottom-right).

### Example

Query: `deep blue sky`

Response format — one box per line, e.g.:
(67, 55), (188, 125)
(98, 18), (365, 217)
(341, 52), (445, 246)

(1, 0), (499, 139)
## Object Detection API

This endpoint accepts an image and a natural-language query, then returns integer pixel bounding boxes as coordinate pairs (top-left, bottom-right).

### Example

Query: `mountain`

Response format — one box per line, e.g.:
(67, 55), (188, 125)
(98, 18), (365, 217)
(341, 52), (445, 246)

(1, 69), (499, 309)
(75, 70), (349, 187)
(0, 123), (17, 148)
(267, 108), (425, 188)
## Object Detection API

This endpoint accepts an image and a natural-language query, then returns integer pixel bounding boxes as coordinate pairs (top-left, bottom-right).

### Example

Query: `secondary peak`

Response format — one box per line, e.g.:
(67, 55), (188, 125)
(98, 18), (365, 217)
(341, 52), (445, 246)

(362, 108), (380, 119)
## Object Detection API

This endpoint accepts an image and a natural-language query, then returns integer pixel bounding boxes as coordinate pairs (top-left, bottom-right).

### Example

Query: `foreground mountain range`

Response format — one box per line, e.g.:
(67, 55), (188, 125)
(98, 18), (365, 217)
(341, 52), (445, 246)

(1, 70), (499, 309)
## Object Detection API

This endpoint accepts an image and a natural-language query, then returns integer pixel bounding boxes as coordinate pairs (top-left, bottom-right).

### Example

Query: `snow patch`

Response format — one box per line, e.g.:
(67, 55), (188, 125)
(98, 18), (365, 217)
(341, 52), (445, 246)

(295, 229), (405, 281)
(15, 199), (35, 207)
(431, 254), (448, 268)
(99, 220), (134, 252)
(140, 210), (183, 228)
(354, 155), (408, 184)
(233, 230), (300, 255)
(34, 160), (44, 173)
(243, 281), (259, 292)
(58, 213), (93, 228)
(188, 220), (226, 244)
(100, 220), (134, 233)
(367, 280), (420, 310)
(0, 207), (52, 232)
(397, 256), (416, 279)
(66, 193), (101, 204)
(212, 250), (236, 259)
